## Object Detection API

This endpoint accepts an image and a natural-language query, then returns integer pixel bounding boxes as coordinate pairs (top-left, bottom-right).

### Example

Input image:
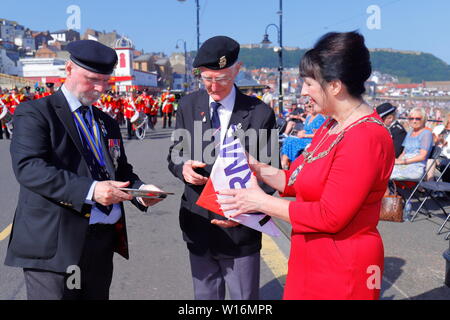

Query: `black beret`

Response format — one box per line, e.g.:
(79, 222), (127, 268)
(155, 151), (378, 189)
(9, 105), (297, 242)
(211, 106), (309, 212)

(45, 82), (54, 88)
(193, 36), (240, 70)
(376, 102), (397, 118)
(67, 40), (118, 75)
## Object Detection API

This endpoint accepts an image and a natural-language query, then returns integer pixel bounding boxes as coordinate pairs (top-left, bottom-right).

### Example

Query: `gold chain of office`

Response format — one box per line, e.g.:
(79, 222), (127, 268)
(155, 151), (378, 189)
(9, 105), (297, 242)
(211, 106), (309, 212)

(287, 117), (389, 186)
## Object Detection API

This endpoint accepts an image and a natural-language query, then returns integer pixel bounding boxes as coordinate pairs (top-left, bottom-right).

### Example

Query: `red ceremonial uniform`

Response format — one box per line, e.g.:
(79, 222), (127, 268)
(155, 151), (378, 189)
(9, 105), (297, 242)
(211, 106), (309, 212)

(280, 112), (394, 300)
(142, 95), (154, 114)
(162, 94), (175, 113)
(8, 94), (27, 114)
(41, 92), (53, 98)
(124, 98), (137, 119)
(150, 98), (160, 116)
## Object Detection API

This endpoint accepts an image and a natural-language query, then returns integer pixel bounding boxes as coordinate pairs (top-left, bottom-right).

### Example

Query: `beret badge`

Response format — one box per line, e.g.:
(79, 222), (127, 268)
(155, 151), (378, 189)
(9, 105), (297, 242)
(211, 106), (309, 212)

(219, 56), (227, 69)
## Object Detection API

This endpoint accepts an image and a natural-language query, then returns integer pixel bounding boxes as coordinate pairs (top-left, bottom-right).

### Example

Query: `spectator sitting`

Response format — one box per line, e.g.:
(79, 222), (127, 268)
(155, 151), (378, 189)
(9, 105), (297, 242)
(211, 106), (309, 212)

(280, 103), (326, 169)
(431, 112), (450, 183)
(390, 107), (433, 181)
(281, 102), (307, 137)
(376, 102), (406, 158)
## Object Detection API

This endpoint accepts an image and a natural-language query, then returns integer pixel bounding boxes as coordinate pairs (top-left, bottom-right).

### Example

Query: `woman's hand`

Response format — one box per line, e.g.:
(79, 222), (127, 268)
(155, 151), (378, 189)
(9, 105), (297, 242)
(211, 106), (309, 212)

(217, 174), (267, 218)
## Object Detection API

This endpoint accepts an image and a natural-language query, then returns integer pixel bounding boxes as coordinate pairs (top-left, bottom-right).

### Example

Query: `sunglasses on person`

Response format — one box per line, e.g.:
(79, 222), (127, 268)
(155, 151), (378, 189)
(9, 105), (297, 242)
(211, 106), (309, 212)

(408, 117), (422, 121)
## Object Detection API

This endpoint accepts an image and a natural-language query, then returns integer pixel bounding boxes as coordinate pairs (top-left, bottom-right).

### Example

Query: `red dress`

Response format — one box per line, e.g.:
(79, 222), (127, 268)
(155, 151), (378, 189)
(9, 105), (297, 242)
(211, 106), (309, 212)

(281, 112), (395, 300)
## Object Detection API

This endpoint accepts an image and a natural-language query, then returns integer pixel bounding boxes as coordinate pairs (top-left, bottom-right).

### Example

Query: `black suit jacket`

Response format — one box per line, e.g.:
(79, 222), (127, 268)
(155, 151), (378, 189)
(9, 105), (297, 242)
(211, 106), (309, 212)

(5, 89), (146, 273)
(390, 120), (407, 158)
(168, 87), (278, 258)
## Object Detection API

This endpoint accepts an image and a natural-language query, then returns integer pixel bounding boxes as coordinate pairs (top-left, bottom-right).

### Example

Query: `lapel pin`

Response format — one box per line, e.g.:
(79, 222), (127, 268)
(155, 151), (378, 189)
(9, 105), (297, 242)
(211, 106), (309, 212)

(237, 123), (242, 130)
(200, 111), (206, 123)
(99, 118), (107, 137)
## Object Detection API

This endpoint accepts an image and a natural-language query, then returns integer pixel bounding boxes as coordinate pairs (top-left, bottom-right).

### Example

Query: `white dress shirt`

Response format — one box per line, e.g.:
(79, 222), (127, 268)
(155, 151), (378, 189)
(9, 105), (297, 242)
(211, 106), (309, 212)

(209, 86), (236, 144)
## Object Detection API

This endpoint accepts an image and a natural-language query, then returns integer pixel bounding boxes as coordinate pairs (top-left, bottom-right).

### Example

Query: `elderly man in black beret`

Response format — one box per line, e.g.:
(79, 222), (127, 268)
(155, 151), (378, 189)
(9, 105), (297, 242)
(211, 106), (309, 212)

(5, 40), (163, 300)
(376, 102), (406, 158)
(168, 35), (277, 300)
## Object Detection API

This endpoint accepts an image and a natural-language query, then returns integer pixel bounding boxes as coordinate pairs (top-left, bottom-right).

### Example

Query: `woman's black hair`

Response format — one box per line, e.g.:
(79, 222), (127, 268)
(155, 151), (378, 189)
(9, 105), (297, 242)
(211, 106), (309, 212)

(299, 31), (371, 98)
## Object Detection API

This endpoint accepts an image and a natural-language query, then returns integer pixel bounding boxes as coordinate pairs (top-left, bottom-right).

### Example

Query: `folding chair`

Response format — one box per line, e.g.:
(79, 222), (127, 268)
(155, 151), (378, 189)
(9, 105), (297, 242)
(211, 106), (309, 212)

(410, 159), (450, 236)
(393, 146), (442, 216)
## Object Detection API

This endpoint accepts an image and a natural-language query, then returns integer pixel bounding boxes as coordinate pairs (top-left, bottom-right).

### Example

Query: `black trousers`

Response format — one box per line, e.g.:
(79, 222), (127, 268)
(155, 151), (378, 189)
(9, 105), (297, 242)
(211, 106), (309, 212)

(24, 224), (116, 300)
(0, 120), (10, 139)
(163, 112), (172, 128)
(126, 118), (133, 139)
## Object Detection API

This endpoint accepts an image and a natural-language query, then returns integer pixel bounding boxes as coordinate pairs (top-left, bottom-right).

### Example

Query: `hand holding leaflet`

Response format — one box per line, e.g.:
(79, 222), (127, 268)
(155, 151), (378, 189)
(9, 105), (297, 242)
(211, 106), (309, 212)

(196, 136), (281, 237)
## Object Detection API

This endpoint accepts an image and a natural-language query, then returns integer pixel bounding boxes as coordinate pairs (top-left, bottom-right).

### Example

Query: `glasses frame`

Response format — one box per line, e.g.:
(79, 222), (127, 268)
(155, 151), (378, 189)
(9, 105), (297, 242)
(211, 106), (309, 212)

(200, 75), (233, 86)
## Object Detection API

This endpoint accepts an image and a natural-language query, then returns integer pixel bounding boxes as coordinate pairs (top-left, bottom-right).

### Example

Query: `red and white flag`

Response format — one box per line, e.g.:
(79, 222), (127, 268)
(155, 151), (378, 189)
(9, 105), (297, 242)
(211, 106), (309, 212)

(196, 135), (281, 237)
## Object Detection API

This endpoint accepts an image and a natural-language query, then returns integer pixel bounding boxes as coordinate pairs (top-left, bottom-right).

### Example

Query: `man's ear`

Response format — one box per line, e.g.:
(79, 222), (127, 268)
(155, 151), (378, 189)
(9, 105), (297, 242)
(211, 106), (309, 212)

(65, 61), (72, 77)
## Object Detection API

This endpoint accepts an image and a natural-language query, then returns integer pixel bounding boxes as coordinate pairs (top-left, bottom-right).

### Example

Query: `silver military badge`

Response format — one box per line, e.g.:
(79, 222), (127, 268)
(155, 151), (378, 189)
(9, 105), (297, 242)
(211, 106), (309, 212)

(219, 56), (227, 69)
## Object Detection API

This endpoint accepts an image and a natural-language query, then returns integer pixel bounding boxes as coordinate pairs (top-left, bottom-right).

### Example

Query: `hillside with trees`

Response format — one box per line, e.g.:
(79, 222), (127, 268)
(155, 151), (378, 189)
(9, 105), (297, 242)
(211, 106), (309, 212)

(237, 48), (450, 83)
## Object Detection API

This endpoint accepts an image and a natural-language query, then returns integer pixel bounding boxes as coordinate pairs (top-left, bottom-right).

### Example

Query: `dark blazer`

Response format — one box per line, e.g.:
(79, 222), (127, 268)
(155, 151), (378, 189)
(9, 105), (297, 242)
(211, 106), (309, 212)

(5, 89), (146, 273)
(168, 87), (278, 258)
(390, 120), (407, 158)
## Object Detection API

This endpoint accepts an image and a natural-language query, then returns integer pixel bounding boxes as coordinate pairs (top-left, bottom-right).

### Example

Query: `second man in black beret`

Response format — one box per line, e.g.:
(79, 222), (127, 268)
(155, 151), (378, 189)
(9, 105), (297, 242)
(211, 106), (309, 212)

(168, 35), (278, 300)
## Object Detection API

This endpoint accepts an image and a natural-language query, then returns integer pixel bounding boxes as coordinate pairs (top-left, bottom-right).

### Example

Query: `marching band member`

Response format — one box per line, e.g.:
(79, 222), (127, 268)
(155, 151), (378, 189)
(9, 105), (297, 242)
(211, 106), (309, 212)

(141, 89), (155, 130)
(124, 90), (138, 139)
(162, 90), (175, 128)
(42, 82), (55, 97)
(0, 91), (11, 139)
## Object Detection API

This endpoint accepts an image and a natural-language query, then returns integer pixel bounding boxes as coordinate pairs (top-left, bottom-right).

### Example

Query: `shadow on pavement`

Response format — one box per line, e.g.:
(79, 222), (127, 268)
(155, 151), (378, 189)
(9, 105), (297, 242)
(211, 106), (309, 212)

(408, 285), (450, 300)
(381, 257), (406, 300)
(260, 276), (285, 300)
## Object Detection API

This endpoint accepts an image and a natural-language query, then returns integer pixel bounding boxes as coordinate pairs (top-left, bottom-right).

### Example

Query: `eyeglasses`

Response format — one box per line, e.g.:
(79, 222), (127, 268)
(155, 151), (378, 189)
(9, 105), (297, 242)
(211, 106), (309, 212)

(408, 117), (422, 121)
(200, 75), (233, 86)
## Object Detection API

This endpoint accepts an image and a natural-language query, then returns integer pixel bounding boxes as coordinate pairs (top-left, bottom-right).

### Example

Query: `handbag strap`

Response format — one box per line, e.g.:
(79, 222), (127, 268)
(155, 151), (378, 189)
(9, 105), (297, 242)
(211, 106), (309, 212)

(388, 180), (398, 195)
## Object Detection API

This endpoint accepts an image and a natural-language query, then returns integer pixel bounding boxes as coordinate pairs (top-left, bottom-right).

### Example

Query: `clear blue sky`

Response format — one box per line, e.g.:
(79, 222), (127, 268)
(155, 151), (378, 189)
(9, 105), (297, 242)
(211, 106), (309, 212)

(4, 0), (450, 64)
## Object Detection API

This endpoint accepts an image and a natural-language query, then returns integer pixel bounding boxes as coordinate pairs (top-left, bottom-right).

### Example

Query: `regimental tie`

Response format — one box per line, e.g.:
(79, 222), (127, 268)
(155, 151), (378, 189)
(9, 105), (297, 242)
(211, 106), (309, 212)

(210, 101), (221, 157)
(75, 106), (112, 215)
(210, 101), (221, 130)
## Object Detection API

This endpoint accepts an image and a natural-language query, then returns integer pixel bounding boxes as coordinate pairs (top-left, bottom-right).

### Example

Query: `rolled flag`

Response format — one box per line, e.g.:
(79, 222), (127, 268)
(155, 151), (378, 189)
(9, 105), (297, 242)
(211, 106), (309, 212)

(196, 134), (281, 237)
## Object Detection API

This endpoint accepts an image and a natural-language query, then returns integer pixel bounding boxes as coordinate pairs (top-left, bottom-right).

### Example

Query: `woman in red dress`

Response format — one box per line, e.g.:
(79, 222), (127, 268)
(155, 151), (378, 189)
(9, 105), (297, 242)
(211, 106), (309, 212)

(218, 32), (395, 300)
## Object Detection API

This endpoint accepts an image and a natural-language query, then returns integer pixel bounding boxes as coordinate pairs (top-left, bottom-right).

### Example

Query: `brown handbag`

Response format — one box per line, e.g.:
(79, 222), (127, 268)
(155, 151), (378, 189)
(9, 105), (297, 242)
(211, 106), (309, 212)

(380, 182), (404, 222)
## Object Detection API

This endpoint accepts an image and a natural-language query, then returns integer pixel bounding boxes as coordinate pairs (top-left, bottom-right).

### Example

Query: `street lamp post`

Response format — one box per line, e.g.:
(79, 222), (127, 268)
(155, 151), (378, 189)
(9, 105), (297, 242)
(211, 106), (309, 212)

(261, 23), (283, 115)
(176, 39), (188, 92)
(177, 0), (200, 89)
(176, 0), (200, 52)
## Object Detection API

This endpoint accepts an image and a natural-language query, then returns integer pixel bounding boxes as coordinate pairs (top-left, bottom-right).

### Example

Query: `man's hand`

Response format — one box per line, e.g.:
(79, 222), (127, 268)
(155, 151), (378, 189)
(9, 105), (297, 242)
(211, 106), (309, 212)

(138, 184), (165, 207)
(211, 219), (239, 228)
(93, 180), (133, 206)
(182, 160), (208, 185)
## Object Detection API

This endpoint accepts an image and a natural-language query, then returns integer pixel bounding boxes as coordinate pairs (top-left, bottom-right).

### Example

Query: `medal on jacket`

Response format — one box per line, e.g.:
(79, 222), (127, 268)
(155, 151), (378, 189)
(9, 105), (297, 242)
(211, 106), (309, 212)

(98, 118), (108, 137)
(108, 139), (121, 169)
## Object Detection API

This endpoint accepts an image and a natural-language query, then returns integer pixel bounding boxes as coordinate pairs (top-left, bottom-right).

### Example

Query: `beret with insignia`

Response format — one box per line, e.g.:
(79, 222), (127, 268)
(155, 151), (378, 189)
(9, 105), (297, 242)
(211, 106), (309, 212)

(67, 40), (118, 75)
(193, 35), (240, 70)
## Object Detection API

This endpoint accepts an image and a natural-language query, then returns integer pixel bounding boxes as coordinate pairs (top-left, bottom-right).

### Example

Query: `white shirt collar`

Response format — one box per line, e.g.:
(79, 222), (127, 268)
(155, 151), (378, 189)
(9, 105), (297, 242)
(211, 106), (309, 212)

(208, 85), (236, 115)
(61, 85), (90, 113)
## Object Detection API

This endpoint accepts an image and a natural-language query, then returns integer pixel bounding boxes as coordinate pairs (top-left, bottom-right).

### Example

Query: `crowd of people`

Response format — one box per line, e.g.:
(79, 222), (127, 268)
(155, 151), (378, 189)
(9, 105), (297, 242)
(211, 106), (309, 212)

(0, 84), (178, 140)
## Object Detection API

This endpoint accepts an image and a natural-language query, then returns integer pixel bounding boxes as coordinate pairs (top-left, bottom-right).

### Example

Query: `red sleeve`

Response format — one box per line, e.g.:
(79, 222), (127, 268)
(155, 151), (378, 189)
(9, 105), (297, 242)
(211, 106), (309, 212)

(279, 169), (297, 197)
(289, 125), (393, 234)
